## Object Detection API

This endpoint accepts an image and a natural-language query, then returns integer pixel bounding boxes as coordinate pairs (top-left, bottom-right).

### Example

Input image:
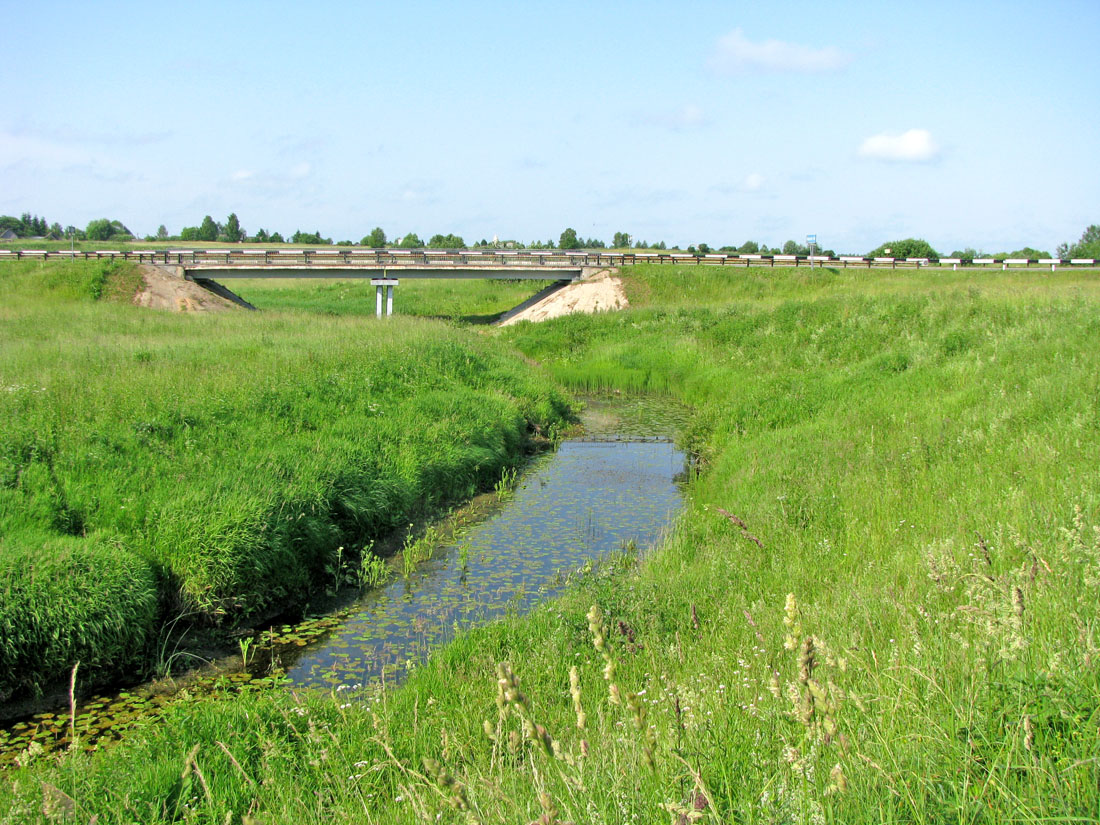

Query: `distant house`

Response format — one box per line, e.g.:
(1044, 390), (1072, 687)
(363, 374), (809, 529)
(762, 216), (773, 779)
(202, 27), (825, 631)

(0, 229), (18, 241)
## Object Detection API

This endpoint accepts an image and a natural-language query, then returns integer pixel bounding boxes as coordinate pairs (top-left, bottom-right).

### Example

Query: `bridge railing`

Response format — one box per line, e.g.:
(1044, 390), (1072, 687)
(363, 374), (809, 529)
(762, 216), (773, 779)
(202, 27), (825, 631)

(0, 248), (1095, 270)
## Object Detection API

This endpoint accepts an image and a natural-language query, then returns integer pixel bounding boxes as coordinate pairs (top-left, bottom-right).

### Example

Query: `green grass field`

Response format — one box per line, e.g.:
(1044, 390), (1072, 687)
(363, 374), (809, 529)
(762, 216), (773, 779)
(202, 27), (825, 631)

(230, 277), (547, 323)
(2, 262), (1098, 823)
(0, 260), (570, 702)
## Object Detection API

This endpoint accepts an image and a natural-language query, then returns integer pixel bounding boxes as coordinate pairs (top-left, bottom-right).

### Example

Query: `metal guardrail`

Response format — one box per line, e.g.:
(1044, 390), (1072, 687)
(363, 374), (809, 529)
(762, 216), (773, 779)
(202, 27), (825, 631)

(0, 248), (1095, 270)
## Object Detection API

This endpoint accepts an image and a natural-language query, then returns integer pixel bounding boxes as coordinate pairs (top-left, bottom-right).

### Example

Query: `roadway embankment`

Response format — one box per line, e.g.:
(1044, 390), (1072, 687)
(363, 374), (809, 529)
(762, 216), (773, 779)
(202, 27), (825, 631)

(498, 268), (626, 325)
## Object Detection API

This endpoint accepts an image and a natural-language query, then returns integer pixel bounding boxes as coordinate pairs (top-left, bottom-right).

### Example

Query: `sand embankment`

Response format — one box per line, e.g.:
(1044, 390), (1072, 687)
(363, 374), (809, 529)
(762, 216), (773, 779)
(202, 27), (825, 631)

(498, 269), (627, 326)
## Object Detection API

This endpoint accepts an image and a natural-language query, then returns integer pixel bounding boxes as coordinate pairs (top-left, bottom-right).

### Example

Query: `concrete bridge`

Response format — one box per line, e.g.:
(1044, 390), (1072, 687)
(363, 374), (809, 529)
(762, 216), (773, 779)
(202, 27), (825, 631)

(4, 246), (1096, 316)
(149, 249), (608, 316)
(4, 247), (1095, 273)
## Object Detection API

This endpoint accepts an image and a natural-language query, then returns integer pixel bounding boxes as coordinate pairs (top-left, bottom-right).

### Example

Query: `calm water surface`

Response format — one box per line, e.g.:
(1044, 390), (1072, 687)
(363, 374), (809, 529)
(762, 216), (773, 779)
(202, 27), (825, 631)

(282, 437), (685, 688)
(0, 397), (688, 764)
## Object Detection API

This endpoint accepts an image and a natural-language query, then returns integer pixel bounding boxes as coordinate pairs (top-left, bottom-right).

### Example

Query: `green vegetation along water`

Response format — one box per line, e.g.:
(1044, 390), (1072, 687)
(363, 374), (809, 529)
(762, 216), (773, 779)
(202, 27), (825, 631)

(0, 259), (571, 703)
(0, 399), (686, 764)
(3, 263), (1099, 823)
(282, 436), (686, 689)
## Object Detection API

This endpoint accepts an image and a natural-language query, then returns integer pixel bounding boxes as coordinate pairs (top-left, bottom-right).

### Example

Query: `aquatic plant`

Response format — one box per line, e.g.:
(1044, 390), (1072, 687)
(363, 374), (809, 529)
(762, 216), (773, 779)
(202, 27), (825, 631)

(358, 546), (389, 588)
(494, 466), (518, 500)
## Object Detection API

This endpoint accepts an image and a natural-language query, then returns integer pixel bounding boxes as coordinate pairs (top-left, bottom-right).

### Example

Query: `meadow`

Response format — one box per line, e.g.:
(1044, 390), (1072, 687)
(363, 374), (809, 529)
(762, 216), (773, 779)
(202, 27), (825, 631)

(2, 262), (1099, 823)
(229, 277), (547, 324)
(0, 259), (570, 702)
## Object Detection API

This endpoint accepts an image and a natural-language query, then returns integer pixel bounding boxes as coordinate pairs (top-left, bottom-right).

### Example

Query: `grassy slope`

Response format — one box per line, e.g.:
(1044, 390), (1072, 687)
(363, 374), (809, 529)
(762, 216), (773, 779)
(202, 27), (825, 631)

(230, 277), (547, 323)
(0, 260), (570, 701)
(3, 266), (1099, 823)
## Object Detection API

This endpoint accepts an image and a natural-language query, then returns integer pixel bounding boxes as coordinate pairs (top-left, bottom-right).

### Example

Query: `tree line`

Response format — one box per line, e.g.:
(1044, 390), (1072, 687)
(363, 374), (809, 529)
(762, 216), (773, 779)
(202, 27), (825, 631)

(0, 214), (136, 242)
(2, 212), (1098, 261)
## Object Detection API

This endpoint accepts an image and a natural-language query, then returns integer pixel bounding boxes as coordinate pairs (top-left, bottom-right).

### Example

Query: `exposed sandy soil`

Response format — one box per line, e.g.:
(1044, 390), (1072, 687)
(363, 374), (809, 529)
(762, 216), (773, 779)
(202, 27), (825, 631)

(129, 264), (626, 321)
(133, 265), (241, 312)
(498, 269), (627, 326)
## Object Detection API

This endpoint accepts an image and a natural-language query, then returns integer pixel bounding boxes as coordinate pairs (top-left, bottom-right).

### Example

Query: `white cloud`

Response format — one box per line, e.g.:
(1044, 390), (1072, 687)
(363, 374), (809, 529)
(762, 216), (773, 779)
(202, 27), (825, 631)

(742, 172), (765, 191)
(858, 129), (940, 162)
(709, 29), (852, 74)
(231, 169), (254, 181)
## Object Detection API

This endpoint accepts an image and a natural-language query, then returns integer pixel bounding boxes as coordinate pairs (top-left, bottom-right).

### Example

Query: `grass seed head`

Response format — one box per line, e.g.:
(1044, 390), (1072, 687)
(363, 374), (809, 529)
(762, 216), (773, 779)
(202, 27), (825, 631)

(569, 665), (587, 730)
(799, 636), (816, 684)
(783, 594), (802, 650)
(827, 763), (848, 795)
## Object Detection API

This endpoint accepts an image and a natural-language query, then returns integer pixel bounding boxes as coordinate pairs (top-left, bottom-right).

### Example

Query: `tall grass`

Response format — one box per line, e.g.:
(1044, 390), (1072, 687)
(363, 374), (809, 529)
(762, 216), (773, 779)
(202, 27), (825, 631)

(3, 265), (1099, 822)
(0, 260), (571, 699)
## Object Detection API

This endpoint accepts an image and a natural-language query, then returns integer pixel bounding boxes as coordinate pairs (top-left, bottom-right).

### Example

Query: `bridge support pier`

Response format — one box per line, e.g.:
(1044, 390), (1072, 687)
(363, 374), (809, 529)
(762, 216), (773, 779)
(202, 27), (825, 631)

(372, 278), (399, 318)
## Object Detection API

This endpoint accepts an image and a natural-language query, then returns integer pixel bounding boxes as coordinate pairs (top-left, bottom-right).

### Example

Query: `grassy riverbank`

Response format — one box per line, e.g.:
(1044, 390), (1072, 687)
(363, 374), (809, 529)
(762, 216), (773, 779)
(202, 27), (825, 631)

(3, 265), (1099, 822)
(0, 260), (570, 702)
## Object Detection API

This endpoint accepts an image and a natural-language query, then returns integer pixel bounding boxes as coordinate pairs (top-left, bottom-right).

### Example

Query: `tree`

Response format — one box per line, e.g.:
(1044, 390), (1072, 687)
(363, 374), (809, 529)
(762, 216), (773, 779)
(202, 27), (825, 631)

(179, 226), (201, 241)
(697, 243), (711, 255)
(224, 213), (242, 243)
(253, 228), (270, 243)
(198, 215), (219, 242)
(270, 231), (285, 244)
(85, 218), (113, 241)
(156, 225), (168, 241)
(109, 220), (133, 239)
(867, 238), (939, 259)
(559, 227), (581, 250)
(949, 248), (978, 263)
(428, 233), (465, 248)
(292, 230), (329, 245)
(612, 231), (631, 248)
(738, 240), (760, 254)
(362, 227), (387, 247)
(397, 232), (423, 248)
(1057, 225), (1100, 259)
(1005, 247), (1051, 260)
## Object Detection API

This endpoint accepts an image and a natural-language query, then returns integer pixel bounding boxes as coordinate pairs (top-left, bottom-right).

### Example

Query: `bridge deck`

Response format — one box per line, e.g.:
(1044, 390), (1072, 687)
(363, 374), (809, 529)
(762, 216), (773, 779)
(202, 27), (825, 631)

(1, 248), (1095, 272)
(186, 266), (582, 280)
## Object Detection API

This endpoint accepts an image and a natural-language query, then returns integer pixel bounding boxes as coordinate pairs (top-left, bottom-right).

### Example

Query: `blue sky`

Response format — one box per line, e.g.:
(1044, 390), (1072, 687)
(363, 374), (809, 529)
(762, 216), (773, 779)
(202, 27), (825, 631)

(2, 0), (1097, 253)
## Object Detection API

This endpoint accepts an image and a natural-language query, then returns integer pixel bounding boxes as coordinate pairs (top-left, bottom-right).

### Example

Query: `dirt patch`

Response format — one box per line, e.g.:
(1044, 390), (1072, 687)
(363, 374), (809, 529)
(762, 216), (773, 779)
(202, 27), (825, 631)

(498, 269), (627, 326)
(133, 265), (242, 312)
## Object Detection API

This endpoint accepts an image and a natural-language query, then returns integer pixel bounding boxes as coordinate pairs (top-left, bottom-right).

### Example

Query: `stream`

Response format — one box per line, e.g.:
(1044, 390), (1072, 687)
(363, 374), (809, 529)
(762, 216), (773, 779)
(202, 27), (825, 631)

(0, 395), (688, 765)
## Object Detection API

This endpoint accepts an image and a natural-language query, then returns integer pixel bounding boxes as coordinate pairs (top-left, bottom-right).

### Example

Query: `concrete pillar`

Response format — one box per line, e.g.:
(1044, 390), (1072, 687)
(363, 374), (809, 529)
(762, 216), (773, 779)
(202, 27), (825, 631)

(376, 285), (383, 318)
(386, 285), (394, 316)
